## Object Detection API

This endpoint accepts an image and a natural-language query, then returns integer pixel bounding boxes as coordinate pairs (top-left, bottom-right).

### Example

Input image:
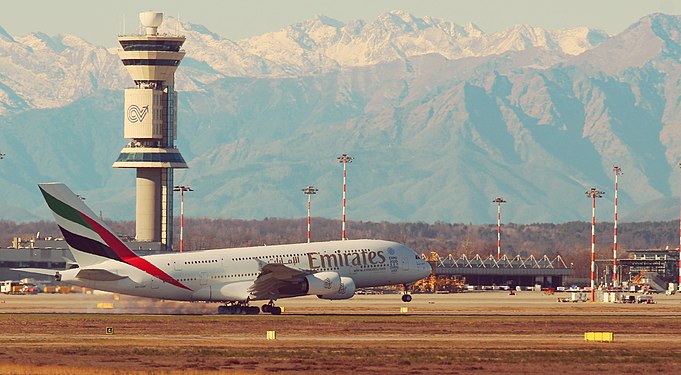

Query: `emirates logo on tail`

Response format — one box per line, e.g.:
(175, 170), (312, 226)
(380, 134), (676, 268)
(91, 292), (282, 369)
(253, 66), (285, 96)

(127, 105), (149, 123)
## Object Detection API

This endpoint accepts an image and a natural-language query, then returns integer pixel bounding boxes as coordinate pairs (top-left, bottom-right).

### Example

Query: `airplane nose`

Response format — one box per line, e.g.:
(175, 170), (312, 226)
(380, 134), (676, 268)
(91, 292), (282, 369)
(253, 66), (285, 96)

(423, 262), (432, 277)
(417, 261), (432, 279)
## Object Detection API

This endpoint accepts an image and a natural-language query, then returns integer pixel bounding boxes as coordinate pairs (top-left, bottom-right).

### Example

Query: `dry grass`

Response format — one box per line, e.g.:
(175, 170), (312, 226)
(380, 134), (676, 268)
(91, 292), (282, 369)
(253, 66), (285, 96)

(2, 293), (681, 374)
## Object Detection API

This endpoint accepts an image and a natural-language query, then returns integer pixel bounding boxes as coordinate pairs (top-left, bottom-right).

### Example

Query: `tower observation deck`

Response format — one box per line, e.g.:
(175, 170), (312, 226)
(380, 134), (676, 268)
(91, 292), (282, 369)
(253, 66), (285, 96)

(113, 12), (187, 250)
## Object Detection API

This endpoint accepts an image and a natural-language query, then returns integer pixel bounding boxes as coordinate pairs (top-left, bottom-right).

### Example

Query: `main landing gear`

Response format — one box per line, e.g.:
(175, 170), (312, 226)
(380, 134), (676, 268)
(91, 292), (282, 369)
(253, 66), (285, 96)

(217, 303), (260, 315)
(261, 301), (282, 315)
(401, 283), (413, 303)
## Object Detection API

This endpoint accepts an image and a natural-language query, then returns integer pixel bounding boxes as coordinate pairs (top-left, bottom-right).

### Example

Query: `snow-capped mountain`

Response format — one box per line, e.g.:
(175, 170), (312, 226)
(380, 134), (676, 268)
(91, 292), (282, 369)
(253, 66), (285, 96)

(2, 11), (681, 225)
(166, 10), (608, 78)
(0, 11), (608, 114)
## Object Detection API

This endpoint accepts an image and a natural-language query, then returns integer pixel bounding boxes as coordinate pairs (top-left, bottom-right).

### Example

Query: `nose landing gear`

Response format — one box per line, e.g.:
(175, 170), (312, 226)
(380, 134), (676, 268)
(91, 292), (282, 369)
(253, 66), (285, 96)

(402, 283), (413, 302)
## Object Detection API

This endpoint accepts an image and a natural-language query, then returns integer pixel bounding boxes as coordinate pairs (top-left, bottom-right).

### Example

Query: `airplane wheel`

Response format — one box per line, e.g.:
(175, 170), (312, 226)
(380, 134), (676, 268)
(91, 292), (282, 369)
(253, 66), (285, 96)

(270, 306), (282, 315)
(262, 304), (270, 313)
(402, 294), (412, 303)
(248, 306), (260, 315)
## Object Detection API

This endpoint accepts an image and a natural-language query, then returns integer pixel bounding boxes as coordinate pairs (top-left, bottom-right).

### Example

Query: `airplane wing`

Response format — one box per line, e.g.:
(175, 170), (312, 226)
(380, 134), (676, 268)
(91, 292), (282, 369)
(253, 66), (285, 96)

(248, 263), (308, 300)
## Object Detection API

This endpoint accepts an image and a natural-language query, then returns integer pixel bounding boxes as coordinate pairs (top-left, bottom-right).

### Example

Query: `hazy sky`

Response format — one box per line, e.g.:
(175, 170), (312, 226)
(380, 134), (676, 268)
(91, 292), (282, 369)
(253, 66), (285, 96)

(1, 0), (681, 46)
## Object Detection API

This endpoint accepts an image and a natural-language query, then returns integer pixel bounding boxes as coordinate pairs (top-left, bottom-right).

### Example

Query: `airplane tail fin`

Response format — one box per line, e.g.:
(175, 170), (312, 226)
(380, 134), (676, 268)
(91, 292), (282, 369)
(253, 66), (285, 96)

(38, 183), (139, 268)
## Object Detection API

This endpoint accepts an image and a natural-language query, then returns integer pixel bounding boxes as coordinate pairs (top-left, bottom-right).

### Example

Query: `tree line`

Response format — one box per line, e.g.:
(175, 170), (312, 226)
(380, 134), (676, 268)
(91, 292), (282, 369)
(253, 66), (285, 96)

(2, 218), (679, 278)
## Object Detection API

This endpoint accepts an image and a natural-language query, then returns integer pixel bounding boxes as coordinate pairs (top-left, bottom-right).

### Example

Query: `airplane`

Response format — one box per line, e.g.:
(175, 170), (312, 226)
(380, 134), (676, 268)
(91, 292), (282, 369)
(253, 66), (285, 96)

(24, 183), (432, 314)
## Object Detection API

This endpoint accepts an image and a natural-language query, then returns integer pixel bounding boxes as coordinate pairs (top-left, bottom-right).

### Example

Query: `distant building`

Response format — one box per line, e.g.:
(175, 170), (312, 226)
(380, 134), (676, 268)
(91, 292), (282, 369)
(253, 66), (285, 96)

(1, 237), (169, 281)
(609, 249), (680, 283)
(426, 253), (573, 288)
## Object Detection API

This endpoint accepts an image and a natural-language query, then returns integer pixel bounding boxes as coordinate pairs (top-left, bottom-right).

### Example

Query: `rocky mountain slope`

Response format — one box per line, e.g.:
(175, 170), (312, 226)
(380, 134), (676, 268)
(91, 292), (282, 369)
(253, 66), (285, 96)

(0, 11), (680, 224)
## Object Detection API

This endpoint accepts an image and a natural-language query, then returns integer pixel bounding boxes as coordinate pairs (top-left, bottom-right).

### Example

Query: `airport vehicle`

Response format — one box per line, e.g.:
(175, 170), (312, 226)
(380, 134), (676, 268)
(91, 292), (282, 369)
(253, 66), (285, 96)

(1, 280), (37, 294)
(20, 183), (431, 314)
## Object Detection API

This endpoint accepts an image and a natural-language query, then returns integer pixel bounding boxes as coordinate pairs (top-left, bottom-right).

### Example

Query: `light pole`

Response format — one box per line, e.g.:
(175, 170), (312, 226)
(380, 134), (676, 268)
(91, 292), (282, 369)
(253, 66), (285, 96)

(492, 197), (506, 260)
(338, 153), (353, 241)
(585, 187), (604, 302)
(612, 166), (622, 288)
(302, 186), (318, 243)
(678, 161), (681, 289)
(173, 185), (193, 252)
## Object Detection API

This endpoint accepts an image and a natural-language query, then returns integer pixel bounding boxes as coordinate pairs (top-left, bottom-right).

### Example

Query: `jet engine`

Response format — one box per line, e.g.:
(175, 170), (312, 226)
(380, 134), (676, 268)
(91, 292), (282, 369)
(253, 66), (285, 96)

(192, 281), (252, 302)
(304, 271), (341, 295)
(318, 277), (356, 300)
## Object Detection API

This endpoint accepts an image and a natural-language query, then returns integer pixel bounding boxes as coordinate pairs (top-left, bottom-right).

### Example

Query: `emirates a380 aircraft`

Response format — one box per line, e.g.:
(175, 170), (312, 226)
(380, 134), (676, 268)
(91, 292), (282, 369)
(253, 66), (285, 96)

(28, 183), (431, 314)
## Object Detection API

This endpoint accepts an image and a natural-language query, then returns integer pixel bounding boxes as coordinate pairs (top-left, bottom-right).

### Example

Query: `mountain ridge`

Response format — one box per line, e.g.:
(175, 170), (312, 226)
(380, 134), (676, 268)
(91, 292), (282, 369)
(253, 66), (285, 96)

(1, 12), (681, 225)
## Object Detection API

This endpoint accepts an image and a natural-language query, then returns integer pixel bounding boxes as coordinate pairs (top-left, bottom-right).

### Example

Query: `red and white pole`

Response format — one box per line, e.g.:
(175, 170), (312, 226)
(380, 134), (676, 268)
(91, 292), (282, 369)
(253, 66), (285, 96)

(612, 166), (622, 288)
(342, 162), (347, 240)
(173, 185), (192, 253)
(307, 193), (312, 243)
(302, 186), (318, 243)
(591, 194), (596, 302)
(678, 162), (681, 290)
(338, 154), (353, 241)
(497, 204), (501, 260)
(586, 187), (603, 302)
(179, 189), (185, 253)
(492, 197), (506, 260)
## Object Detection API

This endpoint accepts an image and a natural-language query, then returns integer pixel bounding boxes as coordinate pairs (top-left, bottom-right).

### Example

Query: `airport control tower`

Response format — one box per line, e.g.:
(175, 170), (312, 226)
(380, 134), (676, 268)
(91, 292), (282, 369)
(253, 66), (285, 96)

(112, 12), (187, 250)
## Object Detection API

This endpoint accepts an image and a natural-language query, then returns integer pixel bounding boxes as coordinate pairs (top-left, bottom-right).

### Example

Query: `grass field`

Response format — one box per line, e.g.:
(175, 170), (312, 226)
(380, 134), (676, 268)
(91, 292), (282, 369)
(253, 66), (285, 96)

(1, 292), (681, 374)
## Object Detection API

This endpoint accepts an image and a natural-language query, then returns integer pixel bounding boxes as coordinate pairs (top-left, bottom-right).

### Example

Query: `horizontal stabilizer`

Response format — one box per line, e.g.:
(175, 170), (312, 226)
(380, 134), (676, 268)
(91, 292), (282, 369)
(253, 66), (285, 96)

(76, 269), (128, 281)
(11, 268), (61, 277)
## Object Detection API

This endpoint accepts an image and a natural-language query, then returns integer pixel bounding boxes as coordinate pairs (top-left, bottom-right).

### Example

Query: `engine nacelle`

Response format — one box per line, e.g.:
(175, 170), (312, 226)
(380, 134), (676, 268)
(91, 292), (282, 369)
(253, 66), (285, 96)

(318, 277), (356, 300)
(191, 281), (252, 302)
(304, 271), (341, 296)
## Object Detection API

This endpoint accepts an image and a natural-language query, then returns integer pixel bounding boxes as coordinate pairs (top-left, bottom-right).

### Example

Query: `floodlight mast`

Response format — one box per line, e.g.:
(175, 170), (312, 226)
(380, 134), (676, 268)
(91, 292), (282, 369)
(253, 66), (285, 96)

(338, 154), (353, 241)
(302, 186), (318, 243)
(585, 187), (604, 302)
(173, 185), (193, 252)
(612, 166), (622, 288)
(679, 161), (681, 289)
(492, 197), (507, 260)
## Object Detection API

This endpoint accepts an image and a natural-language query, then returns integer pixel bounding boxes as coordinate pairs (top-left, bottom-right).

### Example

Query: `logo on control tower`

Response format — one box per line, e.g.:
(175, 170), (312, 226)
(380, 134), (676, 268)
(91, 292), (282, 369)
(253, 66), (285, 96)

(127, 105), (149, 123)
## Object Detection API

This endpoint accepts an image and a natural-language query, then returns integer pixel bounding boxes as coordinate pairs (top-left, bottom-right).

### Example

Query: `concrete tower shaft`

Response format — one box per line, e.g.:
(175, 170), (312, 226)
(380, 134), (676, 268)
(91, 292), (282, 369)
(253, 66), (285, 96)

(112, 12), (187, 250)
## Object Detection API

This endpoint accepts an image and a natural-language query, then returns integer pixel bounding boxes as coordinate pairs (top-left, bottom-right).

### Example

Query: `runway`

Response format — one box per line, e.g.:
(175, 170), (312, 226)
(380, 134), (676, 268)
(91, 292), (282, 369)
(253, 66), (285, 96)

(2, 292), (681, 374)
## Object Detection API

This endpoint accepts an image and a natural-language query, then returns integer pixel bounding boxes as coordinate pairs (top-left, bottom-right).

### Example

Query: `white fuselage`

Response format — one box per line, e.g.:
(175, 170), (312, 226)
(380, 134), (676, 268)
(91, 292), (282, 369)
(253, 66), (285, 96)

(59, 239), (431, 302)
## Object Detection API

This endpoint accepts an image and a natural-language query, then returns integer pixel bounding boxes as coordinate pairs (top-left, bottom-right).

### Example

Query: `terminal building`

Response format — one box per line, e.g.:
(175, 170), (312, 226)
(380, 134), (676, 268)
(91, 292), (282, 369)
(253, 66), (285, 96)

(426, 253), (574, 288)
